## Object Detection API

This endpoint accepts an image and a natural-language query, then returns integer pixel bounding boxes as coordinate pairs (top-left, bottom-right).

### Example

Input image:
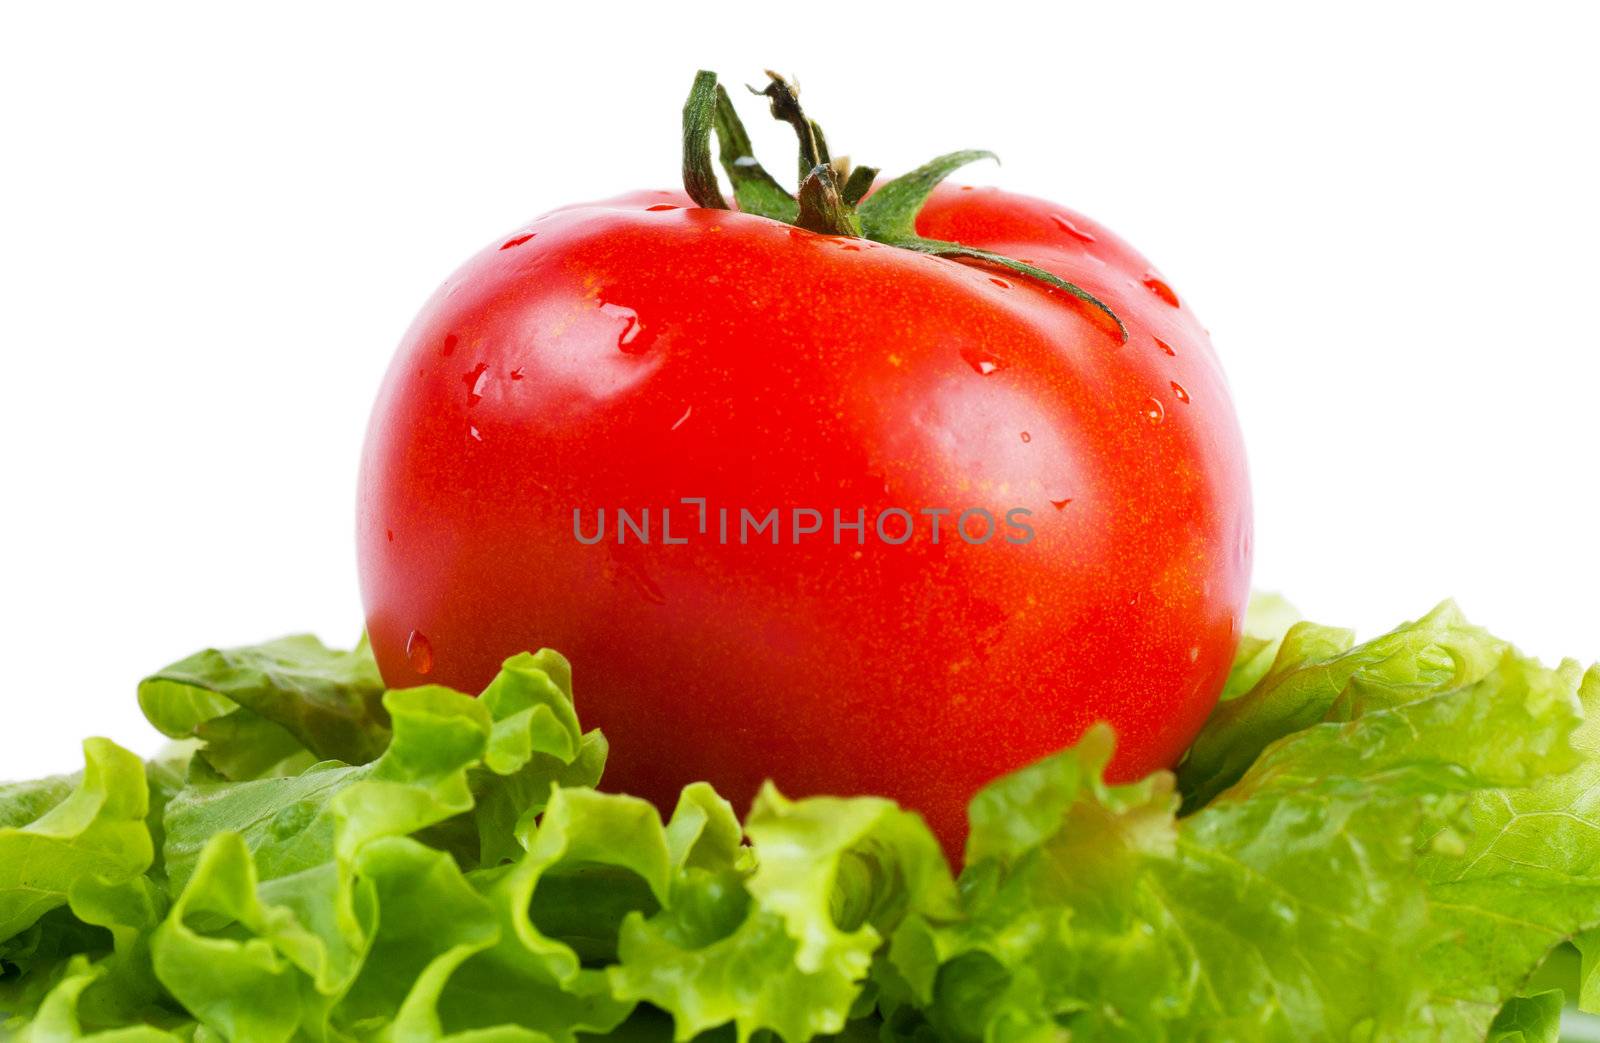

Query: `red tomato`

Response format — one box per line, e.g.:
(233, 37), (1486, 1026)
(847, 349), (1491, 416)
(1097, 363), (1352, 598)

(357, 182), (1251, 857)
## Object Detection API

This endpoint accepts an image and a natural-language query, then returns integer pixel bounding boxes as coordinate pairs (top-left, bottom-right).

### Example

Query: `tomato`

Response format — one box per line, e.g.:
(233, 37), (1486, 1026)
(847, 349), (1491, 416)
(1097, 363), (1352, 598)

(357, 76), (1251, 858)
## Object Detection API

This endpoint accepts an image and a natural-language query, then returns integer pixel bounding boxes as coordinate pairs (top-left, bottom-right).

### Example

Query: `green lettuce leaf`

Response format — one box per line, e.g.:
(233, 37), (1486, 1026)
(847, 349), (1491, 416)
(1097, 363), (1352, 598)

(138, 634), (388, 780)
(6, 953), (189, 1041)
(5, 600), (1600, 1042)
(1487, 989), (1563, 1043)
(1217, 592), (1302, 703)
(1177, 600), (1513, 809)
(1418, 662), (1600, 1027)
(880, 611), (1595, 1042)
(610, 783), (955, 1042)
(1, 740), (153, 944)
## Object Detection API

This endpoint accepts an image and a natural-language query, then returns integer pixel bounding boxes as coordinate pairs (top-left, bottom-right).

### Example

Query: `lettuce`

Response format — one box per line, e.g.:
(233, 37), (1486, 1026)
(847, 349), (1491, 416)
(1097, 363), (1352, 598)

(2, 599), (1599, 1041)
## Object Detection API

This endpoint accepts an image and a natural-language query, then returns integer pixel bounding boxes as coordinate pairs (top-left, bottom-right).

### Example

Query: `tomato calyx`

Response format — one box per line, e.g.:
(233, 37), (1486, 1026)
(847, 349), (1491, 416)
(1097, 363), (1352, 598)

(680, 70), (1128, 342)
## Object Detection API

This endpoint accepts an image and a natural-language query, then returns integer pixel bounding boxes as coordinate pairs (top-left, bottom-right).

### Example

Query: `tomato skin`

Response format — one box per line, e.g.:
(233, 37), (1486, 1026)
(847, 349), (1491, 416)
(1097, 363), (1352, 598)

(358, 184), (1251, 857)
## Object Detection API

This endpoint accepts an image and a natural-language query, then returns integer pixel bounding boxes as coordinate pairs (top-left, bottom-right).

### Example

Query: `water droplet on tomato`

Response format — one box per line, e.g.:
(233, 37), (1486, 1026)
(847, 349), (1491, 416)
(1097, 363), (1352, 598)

(405, 631), (434, 675)
(1142, 398), (1166, 424)
(1020, 431), (1032, 443)
(1171, 381), (1190, 403)
(840, 242), (862, 251)
(1142, 274), (1180, 307)
(500, 232), (535, 250)
(1050, 497), (1073, 510)
(646, 203), (679, 212)
(386, 529), (394, 543)
(960, 345), (1005, 376)
(671, 406), (692, 431)
(989, 277), (1012, 289)
(1154, 337), (1177, 356)
(441, 334), (458, 357)
(1051, 214), (1097, 242)
(600, 303), (649, 354)
(463, 363), (489, 405)
(509, 367), (524, 381)
(469, 425), (483, 442)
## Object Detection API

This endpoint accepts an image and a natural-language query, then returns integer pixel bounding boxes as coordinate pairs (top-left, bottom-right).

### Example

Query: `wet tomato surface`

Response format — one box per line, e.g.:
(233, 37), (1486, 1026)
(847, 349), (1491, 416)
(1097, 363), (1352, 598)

(358, 183), (1251, 856)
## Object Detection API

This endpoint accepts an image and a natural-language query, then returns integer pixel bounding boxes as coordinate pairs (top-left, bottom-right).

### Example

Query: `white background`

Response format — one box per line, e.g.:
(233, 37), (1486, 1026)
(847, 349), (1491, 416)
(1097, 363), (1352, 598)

(2, 2), (1596, 779)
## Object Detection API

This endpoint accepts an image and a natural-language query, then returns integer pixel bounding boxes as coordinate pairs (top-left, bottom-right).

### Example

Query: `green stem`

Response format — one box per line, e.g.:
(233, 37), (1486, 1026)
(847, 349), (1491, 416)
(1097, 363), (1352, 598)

(796, 165), (862, 237)
(678, 70), (1129, 342)
(753, 72), (822, 183)
(681, 71), (728, 210)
